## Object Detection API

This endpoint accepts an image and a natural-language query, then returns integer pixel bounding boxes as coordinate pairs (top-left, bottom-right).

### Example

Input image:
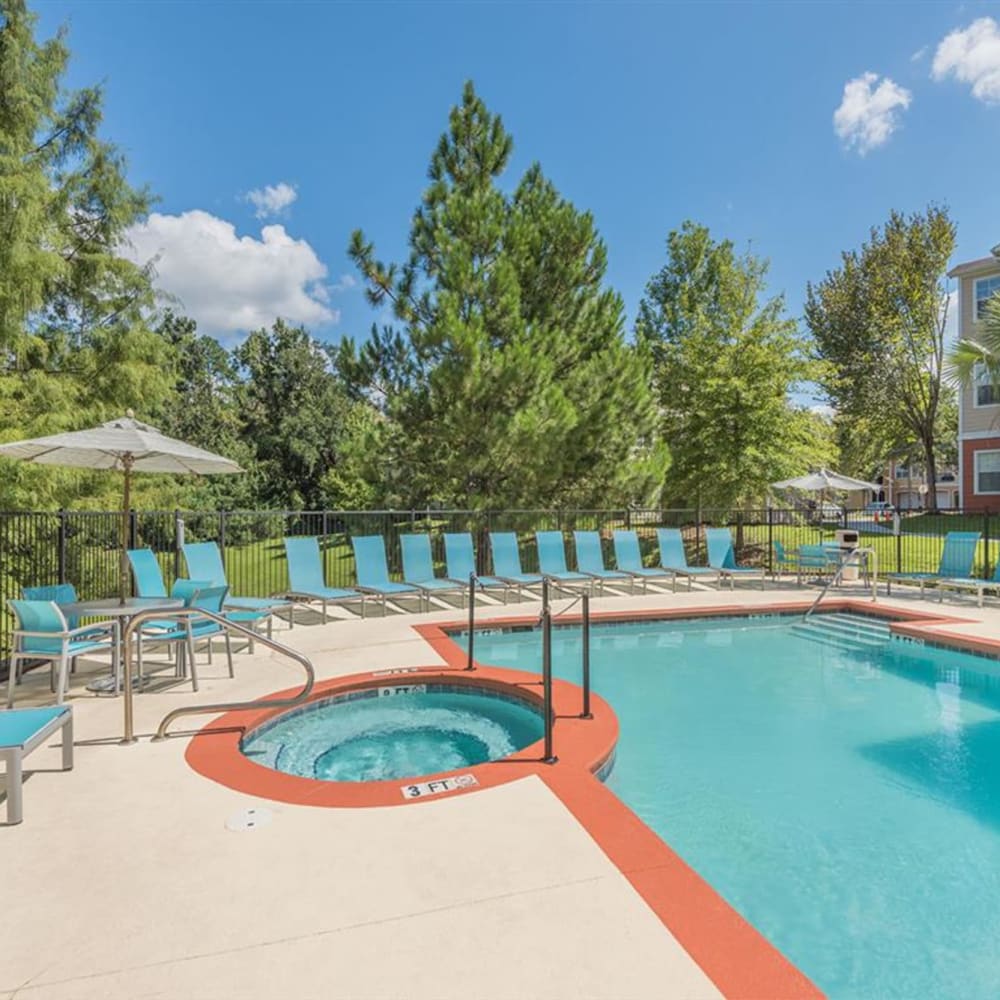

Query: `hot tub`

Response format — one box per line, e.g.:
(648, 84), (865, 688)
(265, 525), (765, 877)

(240, 682), (544, 783)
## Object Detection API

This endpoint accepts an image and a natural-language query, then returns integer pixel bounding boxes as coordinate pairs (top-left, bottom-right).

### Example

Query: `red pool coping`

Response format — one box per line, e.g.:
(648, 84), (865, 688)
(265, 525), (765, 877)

(186, 596), (1000, 1000)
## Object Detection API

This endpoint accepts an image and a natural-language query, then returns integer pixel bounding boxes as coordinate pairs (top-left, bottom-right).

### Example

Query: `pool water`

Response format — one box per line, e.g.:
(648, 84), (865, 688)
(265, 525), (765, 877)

(462, 615), (1000, 1000)
(241, 687), (543, 782)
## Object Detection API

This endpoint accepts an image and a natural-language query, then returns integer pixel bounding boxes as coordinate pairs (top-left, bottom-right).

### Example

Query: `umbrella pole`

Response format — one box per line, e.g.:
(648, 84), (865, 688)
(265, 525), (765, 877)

(120, 455), (134, 606)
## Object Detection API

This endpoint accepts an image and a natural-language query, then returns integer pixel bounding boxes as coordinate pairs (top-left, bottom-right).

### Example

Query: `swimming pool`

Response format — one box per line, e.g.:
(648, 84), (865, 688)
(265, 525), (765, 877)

(241, 684), (544, 782)
(459, 612), (1000, 1000)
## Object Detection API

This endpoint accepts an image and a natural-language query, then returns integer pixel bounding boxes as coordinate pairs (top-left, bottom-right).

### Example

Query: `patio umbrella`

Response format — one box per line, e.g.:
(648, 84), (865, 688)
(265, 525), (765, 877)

(771, 468), (879, 493)
(0, 411), (243, 603)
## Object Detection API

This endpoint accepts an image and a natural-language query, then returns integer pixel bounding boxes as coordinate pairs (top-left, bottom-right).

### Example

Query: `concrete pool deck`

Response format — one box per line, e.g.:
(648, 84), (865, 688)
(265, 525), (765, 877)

(4, 582), (1000, 999)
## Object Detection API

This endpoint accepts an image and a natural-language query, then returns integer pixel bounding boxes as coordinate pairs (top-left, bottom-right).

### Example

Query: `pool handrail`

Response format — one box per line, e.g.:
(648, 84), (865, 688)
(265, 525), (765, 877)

(118, 606), (315, 743)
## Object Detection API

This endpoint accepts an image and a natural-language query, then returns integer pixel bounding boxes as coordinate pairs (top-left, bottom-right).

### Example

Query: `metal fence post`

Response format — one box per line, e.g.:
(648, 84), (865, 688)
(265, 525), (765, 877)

(57, 508), (68, 584)
(767, 507), (774, 575)
(895, 515), (903, 575)
(985, 511), (993, 579)
(173, 510), (184, 582)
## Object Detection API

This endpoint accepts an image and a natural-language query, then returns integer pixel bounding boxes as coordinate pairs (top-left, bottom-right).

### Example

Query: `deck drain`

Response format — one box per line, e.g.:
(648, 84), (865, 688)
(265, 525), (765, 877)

(225, 807), (274, 832)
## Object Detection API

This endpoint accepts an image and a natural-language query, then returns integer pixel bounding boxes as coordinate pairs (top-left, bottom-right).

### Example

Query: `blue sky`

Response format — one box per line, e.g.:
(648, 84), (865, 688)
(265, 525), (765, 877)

(33, 0), (1000, 364)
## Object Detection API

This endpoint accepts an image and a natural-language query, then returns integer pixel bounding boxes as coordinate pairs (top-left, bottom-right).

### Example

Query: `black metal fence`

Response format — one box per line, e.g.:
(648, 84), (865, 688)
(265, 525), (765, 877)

(1, 505), (996, 665)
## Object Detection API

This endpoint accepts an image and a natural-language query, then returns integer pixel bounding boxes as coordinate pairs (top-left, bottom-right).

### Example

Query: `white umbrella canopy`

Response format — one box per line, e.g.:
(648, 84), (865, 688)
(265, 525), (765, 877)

(0, 411), (243, 603)
(771, 468), (879, 493)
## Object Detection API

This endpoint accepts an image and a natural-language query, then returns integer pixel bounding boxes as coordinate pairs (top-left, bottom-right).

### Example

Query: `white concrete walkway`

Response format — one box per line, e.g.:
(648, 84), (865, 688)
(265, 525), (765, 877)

(3, 582), (999, 999)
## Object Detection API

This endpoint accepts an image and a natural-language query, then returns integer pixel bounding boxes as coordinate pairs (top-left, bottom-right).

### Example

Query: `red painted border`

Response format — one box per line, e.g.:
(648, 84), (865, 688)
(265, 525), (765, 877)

(185, 596), (1000, 1000)
(186, 664), (618, 808)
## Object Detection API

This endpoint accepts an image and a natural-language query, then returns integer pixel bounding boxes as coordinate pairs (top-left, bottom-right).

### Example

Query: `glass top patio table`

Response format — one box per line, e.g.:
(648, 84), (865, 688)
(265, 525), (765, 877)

(57, 598), (185, 694)
(59, 597), (184, 618)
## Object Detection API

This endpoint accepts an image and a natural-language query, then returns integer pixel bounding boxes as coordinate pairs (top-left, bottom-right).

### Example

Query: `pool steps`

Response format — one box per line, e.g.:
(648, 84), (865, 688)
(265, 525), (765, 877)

(791, 612), (892, 651)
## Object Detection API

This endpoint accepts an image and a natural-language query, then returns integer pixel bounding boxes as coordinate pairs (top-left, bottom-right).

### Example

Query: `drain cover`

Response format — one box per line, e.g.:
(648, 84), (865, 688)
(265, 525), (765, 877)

(225, 806), (274, 832)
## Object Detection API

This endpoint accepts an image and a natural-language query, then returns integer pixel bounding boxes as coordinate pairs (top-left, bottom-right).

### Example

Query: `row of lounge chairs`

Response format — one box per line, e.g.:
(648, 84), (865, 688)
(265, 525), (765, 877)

(277, 527), (766, 616)
(124, 527), (766, 622)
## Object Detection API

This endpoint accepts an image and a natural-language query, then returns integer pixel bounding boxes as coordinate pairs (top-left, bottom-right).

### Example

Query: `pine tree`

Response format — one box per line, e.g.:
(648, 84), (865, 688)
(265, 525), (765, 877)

(340, 82), (666, 509)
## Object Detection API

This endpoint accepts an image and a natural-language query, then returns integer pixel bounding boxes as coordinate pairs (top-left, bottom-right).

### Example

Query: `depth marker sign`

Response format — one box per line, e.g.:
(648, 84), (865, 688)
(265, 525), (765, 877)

(400, 774), (478, 799)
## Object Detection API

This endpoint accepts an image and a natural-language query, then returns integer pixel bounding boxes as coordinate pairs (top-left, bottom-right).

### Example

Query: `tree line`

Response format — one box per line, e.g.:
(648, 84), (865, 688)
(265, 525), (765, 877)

(0, 1), (963, 515)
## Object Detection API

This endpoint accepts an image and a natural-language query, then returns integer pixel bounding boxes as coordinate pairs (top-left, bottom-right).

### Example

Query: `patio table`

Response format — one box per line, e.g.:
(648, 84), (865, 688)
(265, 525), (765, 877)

(58, 598), (184, 694)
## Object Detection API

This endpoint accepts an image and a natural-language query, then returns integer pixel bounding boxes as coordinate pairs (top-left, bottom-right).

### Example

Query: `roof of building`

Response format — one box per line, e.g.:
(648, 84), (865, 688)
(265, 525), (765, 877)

(949, 253), (1000, 278)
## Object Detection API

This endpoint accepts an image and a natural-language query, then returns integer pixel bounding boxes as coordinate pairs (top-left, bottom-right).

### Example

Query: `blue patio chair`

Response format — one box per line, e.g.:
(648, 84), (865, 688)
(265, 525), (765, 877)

(611, 530), (674, 587)
(183, 541), (294, 627)
(22, 583), (103, 643)
(282, 536), (366, 618)
(127, 547), (168, 597)
(535, 531), (594, 593)
(139, 584), (232, 691)
(443, 533), (513, 603)
(351, 535), (424, 612)
(6, 600), (119, 708)
(705, 528), (766, 589)
(656, 528), (723, 590)
(572, 531), (634, 593)
(886, 531), (981, 598)
(0, 706), (73, 824)
(790, 543), (840, 584)
(488, 533), (544, 594)
(400, 534), (468, 606)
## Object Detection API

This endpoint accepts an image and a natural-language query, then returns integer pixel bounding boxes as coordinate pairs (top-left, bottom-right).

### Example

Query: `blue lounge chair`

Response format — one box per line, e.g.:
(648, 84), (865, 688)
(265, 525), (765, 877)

(182, 541), (294, 624)
(400, 534), (469, 606)
(489, 533), (544, 594)
(6, 600), (119, 707)
(282, 536), (366, 618)
(705, 528), (766, 589)
(443, 533), (513, 603)
(938, 558), (1000, 607)
(0, 706), (73, 824)
(886, 531), (981, 597)
(535, 531), (594, 593)
(127, 548), (169, 597)
(351, 535), (424, 612)
(571, 531), (633, 593)
(611, 530), (674, 588)
(656, 528), (722, 590)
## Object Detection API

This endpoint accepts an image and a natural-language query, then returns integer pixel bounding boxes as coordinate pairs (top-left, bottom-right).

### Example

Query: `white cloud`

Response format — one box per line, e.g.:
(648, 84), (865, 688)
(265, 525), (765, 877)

(911, 45), (928, 63)
(932, 17), (1000, 104)
(332, 273), (357, 293)
(809, 403), (836, 419)
(123, 210), (335, 336)
(245, 181), (298, 219)
(833, 72), (912, 153)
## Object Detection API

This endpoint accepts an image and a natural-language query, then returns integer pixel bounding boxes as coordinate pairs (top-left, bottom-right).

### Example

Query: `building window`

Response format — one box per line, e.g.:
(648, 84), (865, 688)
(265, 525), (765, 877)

(975, 276), (1000, 320)
(975, 364), (1000, 406)
(975, 450), (1000, 494)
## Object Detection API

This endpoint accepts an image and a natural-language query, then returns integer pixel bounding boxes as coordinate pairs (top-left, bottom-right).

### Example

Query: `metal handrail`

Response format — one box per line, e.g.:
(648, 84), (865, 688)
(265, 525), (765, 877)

(803, 546), (878, 618)
(118, 607), (315, 744)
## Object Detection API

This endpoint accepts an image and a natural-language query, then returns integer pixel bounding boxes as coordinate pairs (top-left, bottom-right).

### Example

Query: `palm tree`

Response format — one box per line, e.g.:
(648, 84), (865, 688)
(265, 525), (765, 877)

(948, 295), (1000, 390)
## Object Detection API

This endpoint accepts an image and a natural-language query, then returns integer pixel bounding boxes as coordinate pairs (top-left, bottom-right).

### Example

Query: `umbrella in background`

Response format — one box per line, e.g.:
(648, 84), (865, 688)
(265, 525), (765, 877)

(0, 411), (243, 603)
(771, 468), (880, 493)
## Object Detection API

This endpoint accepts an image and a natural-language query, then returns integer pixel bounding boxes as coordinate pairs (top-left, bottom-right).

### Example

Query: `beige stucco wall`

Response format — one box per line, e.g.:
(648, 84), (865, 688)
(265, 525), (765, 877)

(959, 268), (1000, 434)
